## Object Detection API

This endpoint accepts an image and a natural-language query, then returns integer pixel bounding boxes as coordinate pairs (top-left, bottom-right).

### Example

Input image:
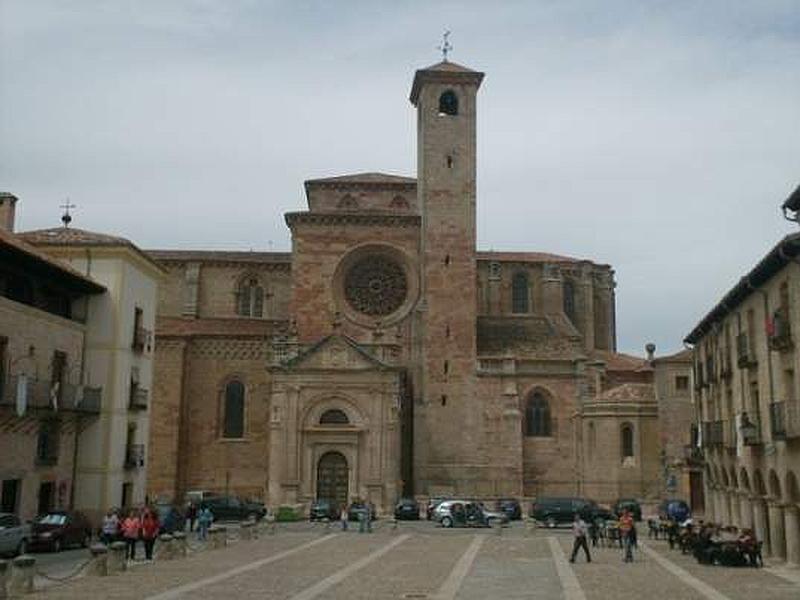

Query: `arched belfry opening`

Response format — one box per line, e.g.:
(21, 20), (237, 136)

(438, 89), (458, 116)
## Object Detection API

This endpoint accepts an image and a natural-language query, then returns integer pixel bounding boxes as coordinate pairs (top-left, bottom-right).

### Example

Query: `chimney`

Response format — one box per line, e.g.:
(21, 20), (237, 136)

(645, 342), (656, 363)
(0, 193), (18, 232)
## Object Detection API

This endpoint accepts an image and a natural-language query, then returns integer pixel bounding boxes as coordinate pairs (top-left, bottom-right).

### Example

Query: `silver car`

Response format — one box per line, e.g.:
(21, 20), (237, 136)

(0, 513), (31, 556)
(433, 500), (509, 528)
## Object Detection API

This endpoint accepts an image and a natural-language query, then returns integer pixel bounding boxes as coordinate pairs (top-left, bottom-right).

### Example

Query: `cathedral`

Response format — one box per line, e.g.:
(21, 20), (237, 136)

(146, 59), (684, 513)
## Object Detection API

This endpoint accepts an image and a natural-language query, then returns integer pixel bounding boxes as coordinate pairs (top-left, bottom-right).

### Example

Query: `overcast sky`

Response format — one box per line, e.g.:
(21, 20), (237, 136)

(2, 1), (799, 356)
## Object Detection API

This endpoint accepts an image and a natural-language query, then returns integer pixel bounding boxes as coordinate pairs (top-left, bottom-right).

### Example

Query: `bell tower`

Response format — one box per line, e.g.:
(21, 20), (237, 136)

(410, 60), (484, 494)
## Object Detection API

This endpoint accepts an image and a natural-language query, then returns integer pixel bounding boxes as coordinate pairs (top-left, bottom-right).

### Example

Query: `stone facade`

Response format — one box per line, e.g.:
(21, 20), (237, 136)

(145, 61), (688, 513)
(686, 232), (800, 565)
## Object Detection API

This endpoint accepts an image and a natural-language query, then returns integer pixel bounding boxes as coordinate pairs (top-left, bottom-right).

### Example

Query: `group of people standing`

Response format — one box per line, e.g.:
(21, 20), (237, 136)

(101, 507), (161, 561)
(570, 509), (638, 564)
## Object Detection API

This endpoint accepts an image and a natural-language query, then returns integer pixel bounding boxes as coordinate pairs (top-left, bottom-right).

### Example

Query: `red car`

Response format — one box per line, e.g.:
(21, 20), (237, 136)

(29, 511), (92, 552)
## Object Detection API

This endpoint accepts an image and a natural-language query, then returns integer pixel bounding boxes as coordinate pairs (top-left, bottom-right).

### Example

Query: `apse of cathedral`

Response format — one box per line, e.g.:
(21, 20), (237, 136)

(146, 60), (677, 512)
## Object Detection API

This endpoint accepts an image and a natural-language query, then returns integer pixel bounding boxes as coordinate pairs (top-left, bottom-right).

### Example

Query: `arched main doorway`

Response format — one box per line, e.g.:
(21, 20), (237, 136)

(316, 451), (349, 508)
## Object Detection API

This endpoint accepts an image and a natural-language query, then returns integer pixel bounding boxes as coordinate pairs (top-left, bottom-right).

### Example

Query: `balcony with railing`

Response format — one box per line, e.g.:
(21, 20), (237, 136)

(768, 307), (793, 352)
(0, 375), (102, 415)
(129, 385), (149, 411)
(720, 350), (733, 380)
(737, 333), (757, 368)
(769, 401), (800, 440)
(740, 413), (763, 446)
(124, 444), (145, 469)
(701, 421), (724, 448)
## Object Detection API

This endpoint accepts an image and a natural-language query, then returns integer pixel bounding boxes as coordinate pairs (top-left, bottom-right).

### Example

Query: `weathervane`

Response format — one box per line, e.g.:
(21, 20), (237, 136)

(438, 30), (452, 62)
(60, 199), (76, 227)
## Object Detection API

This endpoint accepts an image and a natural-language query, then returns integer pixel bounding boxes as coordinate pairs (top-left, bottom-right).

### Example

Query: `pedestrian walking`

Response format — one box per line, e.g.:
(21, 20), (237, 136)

(569, 513), (591, 563)
(121, 510), (141, 561)
(187, 501), (198, 532)
(340, 505), (348, 531)
(197, 505), (214, 541)
(589, 517), (600, 548)
(620, 509), (635, 563)
(101, 509), (119, 545)
(141, 508), (160, 561)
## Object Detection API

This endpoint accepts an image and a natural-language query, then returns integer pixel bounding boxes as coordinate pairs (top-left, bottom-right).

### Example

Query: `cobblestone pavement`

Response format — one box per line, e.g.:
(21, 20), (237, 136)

(21, 522), (800, 599)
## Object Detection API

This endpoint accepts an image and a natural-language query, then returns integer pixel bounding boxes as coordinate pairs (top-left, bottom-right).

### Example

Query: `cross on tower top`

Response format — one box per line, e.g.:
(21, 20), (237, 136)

(60, 199), (76, 227)
(438, 30), (452, 62)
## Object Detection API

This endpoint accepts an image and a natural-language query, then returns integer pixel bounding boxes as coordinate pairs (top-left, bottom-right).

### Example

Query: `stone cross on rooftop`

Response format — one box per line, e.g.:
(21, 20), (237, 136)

(438, 30), (452, 62)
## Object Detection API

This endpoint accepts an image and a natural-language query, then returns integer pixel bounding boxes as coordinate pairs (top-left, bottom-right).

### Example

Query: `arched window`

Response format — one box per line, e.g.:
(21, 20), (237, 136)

(338, 194), (358, 210)
(438, 90), (458, 116)
(512, 272), (529, 313)
(222, 380), (245, 438)
(320, 409), (349, 425)
(563, 280), (576, 322)
(621, 423), (634, 458)
(525, 392), (551, 437)
(237, 277), (264, 317)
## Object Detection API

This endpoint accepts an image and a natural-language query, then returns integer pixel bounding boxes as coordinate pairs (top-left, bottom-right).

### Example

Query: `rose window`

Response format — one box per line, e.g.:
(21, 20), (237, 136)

(344, 255), (407, 316)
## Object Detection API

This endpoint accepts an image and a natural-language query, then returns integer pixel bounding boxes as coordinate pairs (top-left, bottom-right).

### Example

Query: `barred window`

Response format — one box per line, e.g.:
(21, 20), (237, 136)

(237, 277), (264, 318)
(525, 392), (551, 437)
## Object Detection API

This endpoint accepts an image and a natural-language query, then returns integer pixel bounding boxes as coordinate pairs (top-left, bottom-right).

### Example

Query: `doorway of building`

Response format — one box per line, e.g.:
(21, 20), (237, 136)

(690, 471), (705, 514)
(37, 481), (54, 515)
(1, 479), (20, 514)
(316, 451), (348, 509)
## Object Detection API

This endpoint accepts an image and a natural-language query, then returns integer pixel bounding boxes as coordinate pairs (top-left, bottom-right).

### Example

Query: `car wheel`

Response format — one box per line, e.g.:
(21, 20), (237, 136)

(52, 538), (62, 553)
(545, 517), (557, 529)
(247, 512), (258, 522)
(441, 516), (453, 528)
(16, 539), (28, 556)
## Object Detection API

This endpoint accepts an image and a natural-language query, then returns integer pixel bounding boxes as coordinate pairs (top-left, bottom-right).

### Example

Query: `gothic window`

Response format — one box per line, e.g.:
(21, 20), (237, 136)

(237, 277), (264, 318)
(222, 380), (245, 438)
(525, 392), (551, 437)
(344, 255), (408, 316)
(338, 194), (358, 210)
(390, 195), (409, 210)
(621, 423), (634, 458)
(438, 89), (458, 116)
(563, 280), (576, 322)
(512, 272), (529, 314)
(320, 409), (349, 425)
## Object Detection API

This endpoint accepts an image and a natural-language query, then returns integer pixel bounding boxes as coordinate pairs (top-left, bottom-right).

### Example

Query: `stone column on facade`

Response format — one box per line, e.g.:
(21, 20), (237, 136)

(768, 501), (787, 561)
(704, 482), (716, 523)
(729, 489), (741, 527)
(783, 504), (800, 566)
(738, 492), (753, 531)
(541, 264), (563, 315)
(579, 264), (595, 350)
(752, 497), (771, 557)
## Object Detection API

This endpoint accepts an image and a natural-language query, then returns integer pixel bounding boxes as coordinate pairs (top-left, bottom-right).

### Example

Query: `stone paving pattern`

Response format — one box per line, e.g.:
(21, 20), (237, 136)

(23, 523), (800, 600)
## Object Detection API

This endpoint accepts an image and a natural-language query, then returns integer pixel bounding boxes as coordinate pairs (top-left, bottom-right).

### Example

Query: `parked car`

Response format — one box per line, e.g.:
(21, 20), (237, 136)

(154, 503), (185, 534)
(0, 513), (31, 557)
(29, 511), (92, 552)
(658, 499), (691, 523)
(531, 497), (610, 527)
(347, 501), (376, 522)
(433, 500), (509, 528)
(496, 498), (522, 520)
(613, 498), (642, 521)
(309, 499), (339, 521)
(426, 497), (450, 520)
(199, 496), (267, 522)
(394, 498), (420, 520)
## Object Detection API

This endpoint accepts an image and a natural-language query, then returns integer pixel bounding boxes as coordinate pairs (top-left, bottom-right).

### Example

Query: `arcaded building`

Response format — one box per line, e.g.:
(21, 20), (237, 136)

(146, 60), (683, 512)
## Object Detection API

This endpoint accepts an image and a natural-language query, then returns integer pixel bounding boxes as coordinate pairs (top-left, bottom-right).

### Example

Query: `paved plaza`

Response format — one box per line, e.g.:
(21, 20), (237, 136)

(26, 523), (800, 600)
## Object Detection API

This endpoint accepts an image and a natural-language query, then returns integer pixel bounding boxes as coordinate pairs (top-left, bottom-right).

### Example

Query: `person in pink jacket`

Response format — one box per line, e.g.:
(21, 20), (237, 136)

(121, 510), (141, 561)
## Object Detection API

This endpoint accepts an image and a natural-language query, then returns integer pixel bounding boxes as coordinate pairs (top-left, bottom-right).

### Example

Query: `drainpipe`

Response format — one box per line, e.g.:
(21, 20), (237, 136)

(744, 278), (775, 434)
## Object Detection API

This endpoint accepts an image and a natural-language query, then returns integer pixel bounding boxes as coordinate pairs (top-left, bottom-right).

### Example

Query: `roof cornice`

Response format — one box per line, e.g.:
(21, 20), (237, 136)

(284, 212), (421, 229)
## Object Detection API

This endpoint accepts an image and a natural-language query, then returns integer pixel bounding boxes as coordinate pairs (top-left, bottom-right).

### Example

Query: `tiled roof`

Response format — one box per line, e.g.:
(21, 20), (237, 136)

(419, 60), (480, 73)
(305, 172), (416, 186)
(147, 250), (291, 264)
(596, 382), (656, 403)
(477, 251), (586, 264)
(156, 317), (289, 337)
(593, 350), (652, 372)
(0, 228), (105, 293)
(653, 348), (692, 363)
(19, 226), (163, 272)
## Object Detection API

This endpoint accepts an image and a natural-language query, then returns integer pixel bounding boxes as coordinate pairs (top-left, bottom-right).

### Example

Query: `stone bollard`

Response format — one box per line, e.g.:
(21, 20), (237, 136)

(324, 518), (331, 532)
(391, 518), (398, 532)
(88, 543), (109, 576)
(525, 517), (537, 537)
(0, 559), (9, 600)
(172, 532), (187, 558)
(8, 555), (35, 596)
(209, 526), (227, 549)
(493, 520), (503, 536)
(240, 521), (254, 541)
(266, 515), (277, 535)
(108, 541), (128, 574)
(158, 534), (175, 561)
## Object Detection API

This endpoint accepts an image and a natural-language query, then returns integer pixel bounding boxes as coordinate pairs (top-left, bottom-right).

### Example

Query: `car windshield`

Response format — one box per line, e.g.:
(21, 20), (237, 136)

(38, 514), (67, 525)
